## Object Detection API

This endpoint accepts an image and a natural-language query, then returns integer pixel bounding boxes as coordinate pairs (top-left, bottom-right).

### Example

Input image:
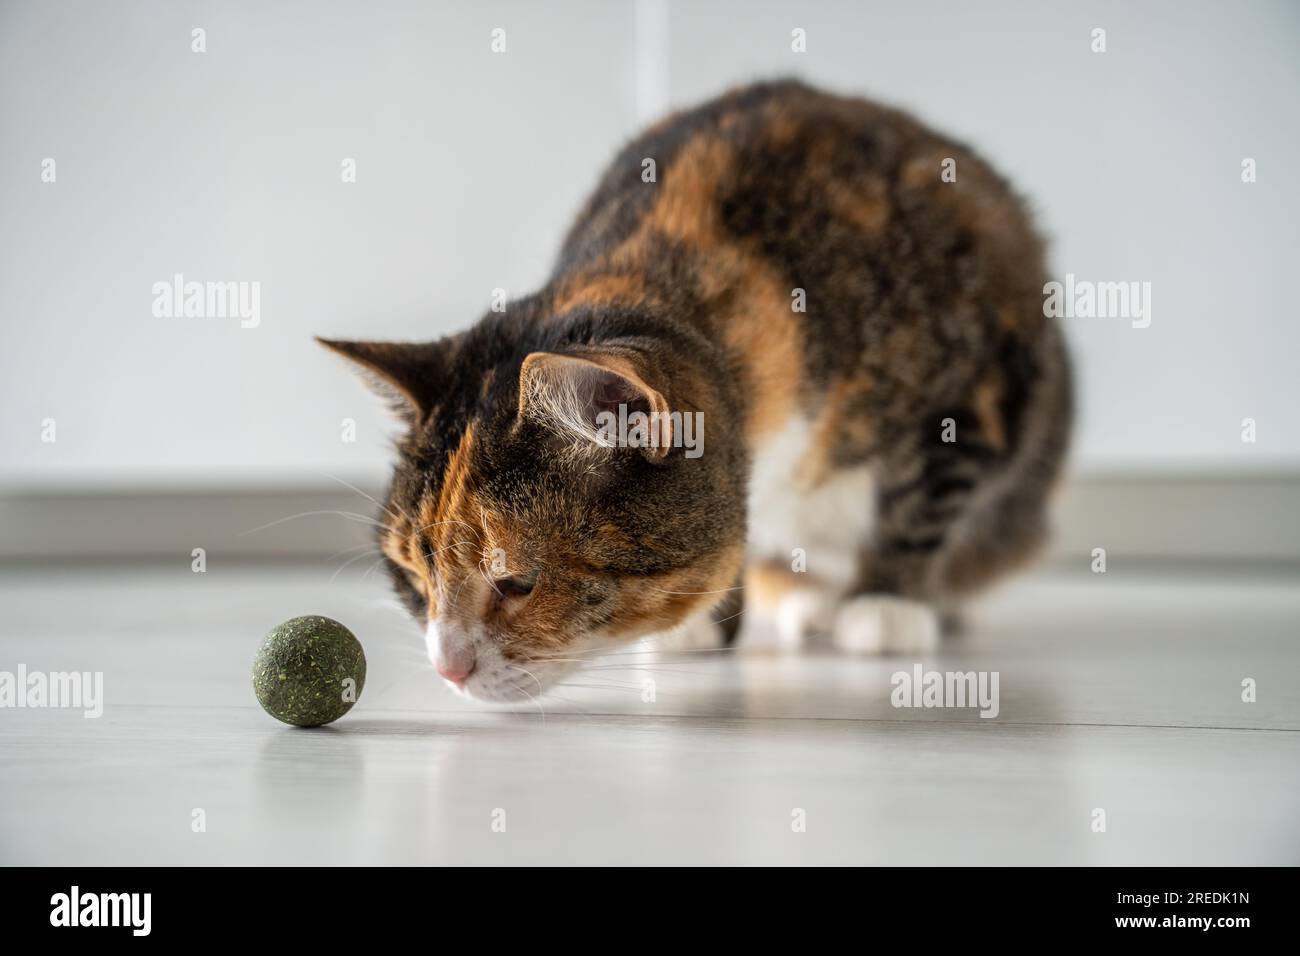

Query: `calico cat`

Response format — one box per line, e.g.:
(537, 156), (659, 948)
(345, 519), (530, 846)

(321, 79), (1071, 702)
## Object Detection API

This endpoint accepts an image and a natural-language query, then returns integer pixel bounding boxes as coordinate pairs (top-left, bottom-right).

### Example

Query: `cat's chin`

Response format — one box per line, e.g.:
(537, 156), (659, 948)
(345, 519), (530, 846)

(450, 664), (566, 704)
(426, 641), (569, 704)
(438, 633), (617, 704)
(454, 675), (559, 705)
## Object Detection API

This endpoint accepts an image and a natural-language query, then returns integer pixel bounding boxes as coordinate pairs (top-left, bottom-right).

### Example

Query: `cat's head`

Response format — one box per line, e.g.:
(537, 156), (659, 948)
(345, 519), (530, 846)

(320, 308), (744, 702)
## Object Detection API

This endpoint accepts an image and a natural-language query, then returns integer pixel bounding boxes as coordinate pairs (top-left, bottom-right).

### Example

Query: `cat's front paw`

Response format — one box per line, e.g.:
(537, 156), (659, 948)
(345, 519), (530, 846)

(655, 613), (724, 652)
(735, 586), (837, 652)
(831, 595), (940, 655)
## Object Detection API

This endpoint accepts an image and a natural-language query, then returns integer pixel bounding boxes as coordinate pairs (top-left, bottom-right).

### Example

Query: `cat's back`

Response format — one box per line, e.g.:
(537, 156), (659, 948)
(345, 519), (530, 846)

(554, 80), (1052, 416)
(555, 79), (873, 272)
(555, 79), (1040, 290)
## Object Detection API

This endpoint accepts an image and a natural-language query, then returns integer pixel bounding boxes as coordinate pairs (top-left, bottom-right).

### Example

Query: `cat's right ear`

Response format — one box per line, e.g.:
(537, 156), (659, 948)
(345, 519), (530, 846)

(316, 338), (446, 424)
(517, 350), (673, 459)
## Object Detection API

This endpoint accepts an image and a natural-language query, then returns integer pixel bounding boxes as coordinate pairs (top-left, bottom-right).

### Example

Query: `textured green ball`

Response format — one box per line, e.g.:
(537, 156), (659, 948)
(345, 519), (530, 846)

(252, 615), (366, 727)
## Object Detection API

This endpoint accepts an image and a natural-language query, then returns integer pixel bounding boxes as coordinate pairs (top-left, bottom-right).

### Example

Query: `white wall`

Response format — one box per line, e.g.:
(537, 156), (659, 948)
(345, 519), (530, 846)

(2, 0), (1297, 492)
(666, 0), (1300, 474)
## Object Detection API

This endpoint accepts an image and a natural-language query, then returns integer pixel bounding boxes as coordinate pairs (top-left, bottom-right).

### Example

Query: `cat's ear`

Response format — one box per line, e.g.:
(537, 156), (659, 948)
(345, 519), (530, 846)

(317, 337), (445, 424)
(518, 351), (673, 460)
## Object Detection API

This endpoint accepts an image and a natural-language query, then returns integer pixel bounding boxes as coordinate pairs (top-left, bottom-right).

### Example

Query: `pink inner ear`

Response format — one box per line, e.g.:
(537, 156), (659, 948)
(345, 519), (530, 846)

(519, 350), (672, 457)
(591, 372), (650, 419)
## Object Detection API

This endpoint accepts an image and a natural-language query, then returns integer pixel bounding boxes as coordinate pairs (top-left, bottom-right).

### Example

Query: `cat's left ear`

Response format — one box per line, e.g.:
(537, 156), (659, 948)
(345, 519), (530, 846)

(317, 337), (447, 424)
(518, 351), (673, 460)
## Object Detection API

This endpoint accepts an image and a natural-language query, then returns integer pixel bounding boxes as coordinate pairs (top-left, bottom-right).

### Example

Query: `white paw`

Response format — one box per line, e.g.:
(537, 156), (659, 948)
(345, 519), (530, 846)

(832, 595), (940, 655)
(736, 587), (836, 652)
(655, 613), (724, 652)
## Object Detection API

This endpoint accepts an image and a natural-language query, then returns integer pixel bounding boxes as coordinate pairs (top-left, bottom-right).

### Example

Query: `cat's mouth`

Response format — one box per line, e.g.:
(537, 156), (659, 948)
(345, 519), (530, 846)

(454, 658), (573, 703)
(425, 619), (582, 703)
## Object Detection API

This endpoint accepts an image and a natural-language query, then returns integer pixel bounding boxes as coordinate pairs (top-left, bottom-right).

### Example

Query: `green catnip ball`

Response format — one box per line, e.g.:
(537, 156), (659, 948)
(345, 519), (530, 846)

(252, 615), (366, 727)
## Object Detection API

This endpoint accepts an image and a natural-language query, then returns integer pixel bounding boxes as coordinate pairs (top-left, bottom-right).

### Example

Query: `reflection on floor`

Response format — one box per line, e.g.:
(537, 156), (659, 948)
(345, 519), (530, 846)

(1, 560), (1297, 864)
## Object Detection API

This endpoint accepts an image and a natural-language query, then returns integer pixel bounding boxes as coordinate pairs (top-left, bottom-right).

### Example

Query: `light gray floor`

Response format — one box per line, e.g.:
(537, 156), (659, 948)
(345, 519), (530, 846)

(1, 559), (1297, 865)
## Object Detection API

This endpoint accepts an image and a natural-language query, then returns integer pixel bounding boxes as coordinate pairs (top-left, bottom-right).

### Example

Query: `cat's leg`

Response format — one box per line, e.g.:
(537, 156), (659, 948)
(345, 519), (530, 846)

(934, 339), (1071, 601)
(734, 560), (841, 652)
(653, 570), (746, 652)
(831, 594), (941, 654)
(654, 611), (726, 651)
(833, 412), (1006, 654)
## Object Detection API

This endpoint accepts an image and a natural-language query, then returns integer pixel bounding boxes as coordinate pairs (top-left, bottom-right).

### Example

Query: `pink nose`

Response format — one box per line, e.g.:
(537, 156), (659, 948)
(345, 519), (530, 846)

(436, 654), (476, 688)
(432, 630), (477, 689)
(437, 662), (473, 687)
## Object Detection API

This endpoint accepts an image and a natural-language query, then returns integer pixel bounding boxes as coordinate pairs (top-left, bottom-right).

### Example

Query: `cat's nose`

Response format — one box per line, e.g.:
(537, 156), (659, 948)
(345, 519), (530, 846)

(436, 659), (475, 687)
(426, 620), (477, 688)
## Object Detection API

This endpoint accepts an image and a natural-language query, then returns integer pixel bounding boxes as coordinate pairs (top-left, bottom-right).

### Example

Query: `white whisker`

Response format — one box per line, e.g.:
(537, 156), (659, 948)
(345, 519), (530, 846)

(645, 585), (746, 596)
(312, 471), (406, 526)
(240, 509), (388, 536)
(330, 548), (383, 584)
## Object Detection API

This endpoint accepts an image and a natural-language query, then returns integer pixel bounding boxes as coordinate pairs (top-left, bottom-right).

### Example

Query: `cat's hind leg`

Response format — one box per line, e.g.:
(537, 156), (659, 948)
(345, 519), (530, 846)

(834, 350), (1067, 652)
(833, 408), (1008, 653)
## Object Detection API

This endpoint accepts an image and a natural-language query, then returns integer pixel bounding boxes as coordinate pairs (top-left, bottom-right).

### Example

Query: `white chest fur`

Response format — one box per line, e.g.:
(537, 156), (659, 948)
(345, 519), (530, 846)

(745, 416), (877, 592)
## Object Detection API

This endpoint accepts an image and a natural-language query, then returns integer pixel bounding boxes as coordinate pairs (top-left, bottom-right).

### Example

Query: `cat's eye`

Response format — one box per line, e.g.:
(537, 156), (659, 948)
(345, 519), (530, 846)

(494, 571), (539, 600)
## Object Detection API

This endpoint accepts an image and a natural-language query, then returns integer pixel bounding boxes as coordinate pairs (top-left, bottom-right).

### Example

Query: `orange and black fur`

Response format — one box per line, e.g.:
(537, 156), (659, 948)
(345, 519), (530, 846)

(322, 80), (1071, 701)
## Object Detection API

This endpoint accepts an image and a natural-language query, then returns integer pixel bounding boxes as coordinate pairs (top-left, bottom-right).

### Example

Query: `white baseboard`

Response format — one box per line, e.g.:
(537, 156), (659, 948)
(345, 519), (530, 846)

(1, 475), (1297, 565)
(0, 489), (377, 561)
(1050, 474), (1300, 563)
